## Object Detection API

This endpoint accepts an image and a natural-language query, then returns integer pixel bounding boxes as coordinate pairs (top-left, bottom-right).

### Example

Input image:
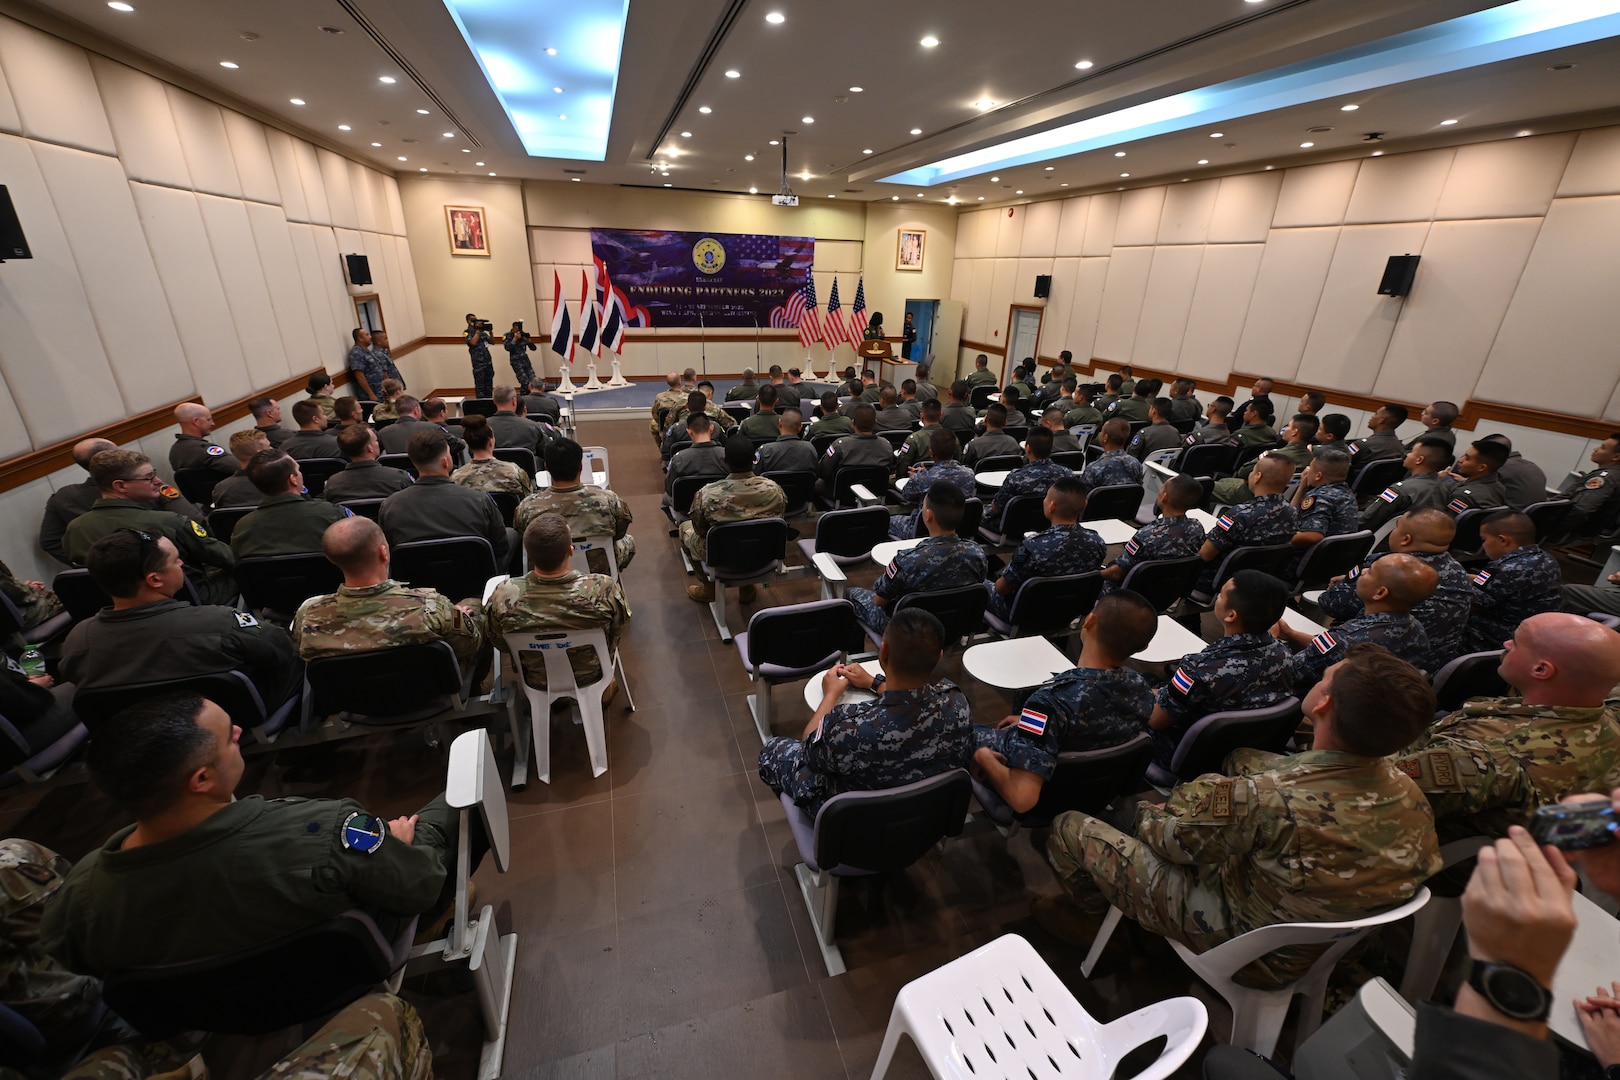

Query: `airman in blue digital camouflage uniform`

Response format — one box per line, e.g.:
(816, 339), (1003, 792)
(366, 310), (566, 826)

(1290, 446), (1359, 544)
(989, 427), (1075, 517)
(1278, 554), (1436, 696)
(1193, 456), (1298, 597)
(1101, 475), (1207, 593)
(892, 428), (977, 540)
(1078, 419), (1145, 490)
(987, 478), (1105, 621)
(848, 485), (986, 635)
(464, 313), (495, 399)
(1464, 510), (1564, 652)
(502, 321), (539, 393)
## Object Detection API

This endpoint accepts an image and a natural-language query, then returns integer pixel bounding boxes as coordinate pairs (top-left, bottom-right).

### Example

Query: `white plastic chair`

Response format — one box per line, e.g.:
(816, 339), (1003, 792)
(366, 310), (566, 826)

(500, 628), (634, 788)
(871, 933), (1208, 1080)
(1081, 888), (1429, 1059)
(583, 445), (611, 488)
(569, 533), (619, 582)
(1398, 836), (1493, 1002)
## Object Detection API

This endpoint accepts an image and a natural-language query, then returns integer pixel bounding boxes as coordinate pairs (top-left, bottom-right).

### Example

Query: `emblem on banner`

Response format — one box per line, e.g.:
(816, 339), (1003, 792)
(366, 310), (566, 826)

(692, 238), (726, 274)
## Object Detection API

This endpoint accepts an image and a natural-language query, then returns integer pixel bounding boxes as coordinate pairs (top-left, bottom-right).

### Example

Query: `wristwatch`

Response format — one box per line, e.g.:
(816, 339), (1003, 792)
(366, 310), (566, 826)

(869, 673), (886, 692)
(1463, 958), (1553, 1022)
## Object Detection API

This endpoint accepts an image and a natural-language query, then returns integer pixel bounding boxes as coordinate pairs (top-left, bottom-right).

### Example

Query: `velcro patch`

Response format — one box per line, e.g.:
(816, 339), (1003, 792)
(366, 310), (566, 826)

(1378, 487), (1398, 503)
(1447, 498), (1468, 514)
(1301, 495), (1316, 510)
(1123, 539), (1140, 556)
(1211, 781), (1233, 819)
(1171, 667), (1194, 694)
(1396, 758), (1422, 780)
(190, 520), (208, 538)
(1216, 514), (1235, 531)
(1588, 475), (1606, 490)
(1427, 752), (1457, 788)
(233, 611), (259, 628)
(1472, 570), (1492, 586)
(1311, 631), (1338, 655)
(206, 445), (225, 456)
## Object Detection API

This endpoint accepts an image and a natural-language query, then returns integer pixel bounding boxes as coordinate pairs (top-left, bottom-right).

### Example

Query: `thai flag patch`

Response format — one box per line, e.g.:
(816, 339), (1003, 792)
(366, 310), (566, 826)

(1171, 668), (1194, 694)
(1349, 564), (1362, 579)
(1016, 708), (1048, 736)
(1311, 631), (1338, 655)
(885, 559), (899, 577)
(1447, 498), (1468, 513)
(1348, 443), (1359, 455)
(1123, 538), (1140, 555)
(1378, 487), (1398, 503)
(1472, 570), (1492, 586)
(1216, 513), (1235, 531)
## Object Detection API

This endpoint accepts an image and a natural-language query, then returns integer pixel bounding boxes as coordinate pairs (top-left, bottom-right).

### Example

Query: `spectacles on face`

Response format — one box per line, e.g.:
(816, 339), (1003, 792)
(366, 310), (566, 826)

(121, 472), (160, 485)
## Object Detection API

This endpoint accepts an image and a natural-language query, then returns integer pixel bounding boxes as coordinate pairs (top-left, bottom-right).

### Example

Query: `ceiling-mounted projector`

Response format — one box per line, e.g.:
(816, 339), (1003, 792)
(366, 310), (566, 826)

(771, 194), (799, 206)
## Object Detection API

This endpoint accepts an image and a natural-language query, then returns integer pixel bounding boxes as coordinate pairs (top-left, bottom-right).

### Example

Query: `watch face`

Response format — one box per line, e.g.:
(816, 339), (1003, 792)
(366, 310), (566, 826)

(1484, 965), (1548, 1018)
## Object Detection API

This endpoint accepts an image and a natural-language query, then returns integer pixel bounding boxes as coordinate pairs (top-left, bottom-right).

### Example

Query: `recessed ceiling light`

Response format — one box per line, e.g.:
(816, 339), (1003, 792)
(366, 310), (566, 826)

(338, 124), (351, 131)
(1113, 151), (1126, 158)
(862, 149), (873, 155)
(1209, 131), (1223, 138)
(744, 153), (754, 161)
(490, 172), (498, 176)
(802, 171), (812, 180)
(1197, 158), (1210, 165)
(371, 142), (382, 147)
(416, 109), (429, 115)
(769, 139), (779, 146)
(1300, 141), (1314, 148)
(476, 161), (485, 166)
(107, 2), (133, 10)
(418, 167), (427, 172)
(892, 195), (900, 201)
(699, 106), (712, 114)
(397, 156), (407, 161)
(725, 70), (740, 78)
(289, 98), (306, 106)
(1264, 164), (1274, 170)
(765, 12), (784, 23)
(545, 47), (557, 55)
(749, 186), (758, 193)
(1340, 104), (1360, 111)
(920, 35), (939, 47)
(827, 194), (836, 198)
(1440, 118), (1458, 125)
(1517, 129), (1533, 137)
(1075, 59), (1093, 69)
(553, 86), (563, 93)
(849, 86), (864, 93)
(974, 99), (994, 110)
(443, 132), (455, 137)
(663, 182), (671, 187)
(910, 128), (922, 135)
(990, 176), (999, 182)
(1045, 166), (1055, 171)
(1119, 172), (1129, 177)
(1060, 183), (1068, 187)
(1371, 150), (1384, 156)
(1015, 189), (1024, 194)
(571, 176), (582, 181)
(559, 114), (567, 120)
(461, 148), (470, 152)
(802, 116), (815, 124)
(682, 131), (692, 137)
(916, 192), (924, 197)
(977, 196), (984, 200)
(378, 76), (396, 84)
(219, 61), (238, 69)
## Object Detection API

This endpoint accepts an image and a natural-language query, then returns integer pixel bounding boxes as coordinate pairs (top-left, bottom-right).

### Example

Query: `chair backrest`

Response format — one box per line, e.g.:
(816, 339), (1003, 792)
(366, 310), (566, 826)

(663, 439), (693, 461)
(812, 769), (972, 874)
(992, 494), (1050, 542)
(74, 669), (268, 730)
(1051, 450), (1086, 470)
(957, 498), (985, 541)
(1177, 442), (1236, 478)
(102, 909), (406, 1039)
(810, 433), (842, 456)
(337, 498), (385, 521)
(813, 506), (892, 557)
(762, 470), (816, 516)
(1523, 499), (1573, 544)
(1168, 697), (1302, 781)
(234, 553), (344, 615)
(0, 592), (25, 637)
(569, 534), (618, 580)
(357, 400), (378, 421)
(878, 430), (911, 450)
(1210, 543), (1296, 593)
(1449, 507), (1492, 553)
(1350, 456), (1406, 499)
(376, 453), (418, 477)
(295, 458), (347, 497)
(1231, 441), (1271, 474)
(1118, 555), (1207, 613)
(1170, 417), (1199, 435)
(460, 398), (496, 418)
(51, 568), (112, 623)
(446, 729), (511, 874)
(973, 454), (1024, 475)
(488, 490), (521, 528)
(1431, 650), (1508, 713)
(1005, 573), (1104, 638)
(668, 474), (711, 516)
(389, 536), (497, 602)
(893, 584), (989, 645)
(743, 599), (862, 672)
(970, 385), (997, 410)
(1292, 530), (1375, 591)
(1026, 733), (1154, 824)
(1081, 484), (1145, 522)
(831, 465), (892, 507)
(207, 506), (254, 545)
(500, 629), (612, 697)
(1144, 447), (1181, 469)
(305, 640), (466, 720)
(722, 402), (753, 425)
(173, 467), (224, 509)
(492, 446), (538, 476)
(704, 518), (789, 575)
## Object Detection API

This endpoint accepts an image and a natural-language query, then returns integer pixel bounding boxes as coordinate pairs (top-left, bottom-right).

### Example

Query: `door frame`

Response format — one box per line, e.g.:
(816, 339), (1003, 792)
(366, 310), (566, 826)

(1002, 304), (1044, 383)
(353, 294), (387, 335)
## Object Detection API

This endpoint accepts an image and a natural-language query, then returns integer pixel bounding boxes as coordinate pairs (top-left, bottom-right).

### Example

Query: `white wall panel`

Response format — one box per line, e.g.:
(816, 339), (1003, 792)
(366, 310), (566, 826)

(265, 129), (309, 223)
(0, 369), (29, 459)
(1092, 247), (1154, 361)
(129, 182), (250, 404)
(988, 258), (1018, 342)
(318, 149), (360, 230)
(1376, 218), (1541, 405)
(1557, 125), (1620, 198)
(196, 193), (290, 386)
(349, 160), (379, 233)
(1272, 161), (1359, 228)
(1345, 149), (1454, 224)
(969, 208), (998, 259)
(813, 241), (861, 272)
(1114, 187), (1166, 247)
(1015, 257), (1052, 310)
(1234, 227), (1339, 379)
(1055, 197), (1089, 256)
(1132, 244), (1204, 370)
(89, 57), (188, 188)
(1066, 257), (1109, 359)
(362, 232), (405, 340)
(381, 174), (407, 236)
(967, 259), (995, 343)
(33, 143), (189, 413)
(1179, 244), (1264, 381)
(1209, 172), (1282, 243)
(221, 110), (279, 205)
(365, 171), (392, 235)
(1037, 257), (1079, 359)
(953, 209), (978, 259)
(1436, 135), (1573, 221)
(289, 222), (343, 365)
(0, 18), (19, 135)
(0, 21), (114, 155)
(393, 235), (425, 342)
(994, 206), (1024, 257)
(292, 140), (330, 225)
(1157, 180), (1218, 245)
(376, 234), (409, 341)
(535, 229), (593, 266)
(166, 89), (241, 198)
(246, 203), (319, 372)
(1297, 223), (1430, 393)
(1082, 193), (1119, 256)
(1019, 200), (1061, 258)
(1477, 195), (1620, 416)
(950, 258), (971, 307)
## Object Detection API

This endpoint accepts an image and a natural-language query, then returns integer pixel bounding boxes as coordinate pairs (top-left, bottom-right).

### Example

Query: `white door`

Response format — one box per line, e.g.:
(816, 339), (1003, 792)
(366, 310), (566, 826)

(1008, 308), (1041, 379)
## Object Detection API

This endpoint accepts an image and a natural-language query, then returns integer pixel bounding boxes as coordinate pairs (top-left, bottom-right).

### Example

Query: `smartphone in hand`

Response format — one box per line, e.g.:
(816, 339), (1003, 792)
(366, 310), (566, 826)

(1530, 802), (1620, 850)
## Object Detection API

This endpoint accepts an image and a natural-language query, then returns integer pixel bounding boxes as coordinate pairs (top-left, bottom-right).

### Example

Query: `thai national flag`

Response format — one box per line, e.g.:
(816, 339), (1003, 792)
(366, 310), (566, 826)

(1311, 632), (1339, 655)
(1447, 498), (1468, 514)
(1016, 708), (1048, 736)
(548, 271), (574, 363)
(847, 276), (868, 344)
(1473, 570), (1492, 586)
(1216, 513), (1235, 531)
(1171, 668), (1194, 694)
(1378, 488), (1398, 503)
(577, 269), (601, 356)
(822, 278), (843, 351)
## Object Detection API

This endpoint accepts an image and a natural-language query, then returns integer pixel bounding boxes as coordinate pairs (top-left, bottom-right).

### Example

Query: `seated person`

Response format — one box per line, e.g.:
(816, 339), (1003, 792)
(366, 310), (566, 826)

(807, 391), (854, 437)
(379, 430), (513, 573)
(986, 477), (1105, 620)
(40, 692), (470, 975)
(1465, 510), (1563, 653)
(663, 390), (718, 459)
(1043, 407), (1082, 453)
(1101, 474), (1207, 589)
(1039, 642), (1441, 987)
(1226, 398), (1277, 448)
(892, 428), (977, 541)
(738, 383), (782, 441)
(1393, 612), (1620, 841)
(280, 400), (341, 460)
(1275, 553), (1436, 695)
(486, 385), (550, 457)
(517, 438), (635, 575)
(989, 428), (1073, 518)
(0, 652), (79, 772)
(941, 380), (980, 444)
(486, 513), (630, 694)
(449, 414), (533, 497)
(815, 404), (893, 500)
(664, 410), (728, 506)
(1408, 400), (1460, 451)
(1288, 445), (1357, 549)
(871, 387), (913, 432)
(1186, 397), (1233, 445)
(376, 394), (432, 455)
(894, 399), (944, 473)
(1077, 419), (1145, 490)
(1125, 398), (1182, 461)
(668, 384), (737, 435)
(1168, 378), (1202, 422)
(1064, 384), (1105, 429)
(1349, 403), (1410, 461)
(0, 559), (64, 642)
(1359, 435), (1453, 531)
(292, 516), (486, 683)
(650, 371), (689, 443)
(370, 378), (404, 422)
(725, 368), (759, 402)
(1192, 455), (1298, 598)
(758, 608), (972, 816)
(1101, 380), (1151, 424)
(680, 436), (786, 604)
(961, 404), (1021, 467)
(1479, 434), (1546, 511)
(333, 395), (363, 428)
(321, 424), (413, 504)
(848, 485), (987, 635)
(1211, 415), (1313, 506)
(1150, 571), (1292, 770)
(207, 430), (270, 509)
(972, 592), (1157, 813)
(59, 530), (301, 709)
(522, 383), (562, 425)
(1313, 412), (1351, 446)
(964, 353), (998, 388)
(169, 402), (236, 478)
(229, 450), (349, 559)
(1560, 432), (1620, 538)
(756, 408), (817, 474)
(1441, 439), (1509, 514)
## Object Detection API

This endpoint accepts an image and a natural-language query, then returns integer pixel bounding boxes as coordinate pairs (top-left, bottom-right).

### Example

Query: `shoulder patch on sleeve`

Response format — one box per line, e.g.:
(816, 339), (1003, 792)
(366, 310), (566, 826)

(1426, 751), (1458, 788)
(1216, 513), (1235, 531)
(1378, 487), (1398, 503)
(1396, 758), (1422, 780)
(1447, 497), (1468, 514)
(1310, 631), (1338, 655)
(190, 520), (208, 538)
(233, 611), (260, 628)
(1472, 570), (1492, 586)
(1123, 538), (1140, 556)
(1171, 667), (1194, 694)
(1210, 780), (1233, 819)
(1301, 495), (1316, 510)
(206, 445), (225, 456)
(1588, 475), (1606, 490)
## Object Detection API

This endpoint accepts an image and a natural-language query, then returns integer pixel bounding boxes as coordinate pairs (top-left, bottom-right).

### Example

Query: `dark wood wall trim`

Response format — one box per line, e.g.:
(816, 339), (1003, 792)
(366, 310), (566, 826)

(960, 340), (1006, 357)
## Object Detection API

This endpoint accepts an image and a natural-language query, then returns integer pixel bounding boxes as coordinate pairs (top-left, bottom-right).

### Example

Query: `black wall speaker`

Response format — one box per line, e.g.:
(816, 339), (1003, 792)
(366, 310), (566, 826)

(1033, 274), (1052, 298)
(0, 186), (33, 262)
(1378, 254), (1420, 297)
(344, 253), (372, 286)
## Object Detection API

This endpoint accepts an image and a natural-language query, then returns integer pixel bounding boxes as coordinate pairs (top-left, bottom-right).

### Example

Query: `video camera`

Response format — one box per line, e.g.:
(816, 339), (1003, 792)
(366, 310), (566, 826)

(474, 318), (494, 334)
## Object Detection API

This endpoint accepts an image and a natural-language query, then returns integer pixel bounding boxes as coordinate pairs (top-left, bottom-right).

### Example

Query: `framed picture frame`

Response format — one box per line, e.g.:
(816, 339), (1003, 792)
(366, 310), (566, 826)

(445, 205), (490, 257)
(896, 228), (926, 271)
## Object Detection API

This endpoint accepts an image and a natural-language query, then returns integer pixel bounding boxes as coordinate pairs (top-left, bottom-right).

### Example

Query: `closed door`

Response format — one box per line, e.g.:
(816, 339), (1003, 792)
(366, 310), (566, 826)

(1007, 307), (1041, 380)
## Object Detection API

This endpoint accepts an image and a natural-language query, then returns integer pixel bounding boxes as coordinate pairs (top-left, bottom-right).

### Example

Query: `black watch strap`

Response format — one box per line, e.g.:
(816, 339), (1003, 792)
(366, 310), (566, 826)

(1605, 1065), (1620, 1080)
(1464, 958), (1553, 1023)
(870, 673), (885, 691)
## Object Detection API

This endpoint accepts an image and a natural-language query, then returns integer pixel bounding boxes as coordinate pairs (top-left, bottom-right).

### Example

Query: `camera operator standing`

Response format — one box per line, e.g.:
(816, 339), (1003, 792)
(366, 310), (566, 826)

(503, 320), (539, 395)
(465, 313), (495, 398)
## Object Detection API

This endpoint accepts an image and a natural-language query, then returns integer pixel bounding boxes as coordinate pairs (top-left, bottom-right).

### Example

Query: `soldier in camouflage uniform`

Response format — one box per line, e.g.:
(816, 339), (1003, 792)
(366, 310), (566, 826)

(650, 372), (693, 443)
(1193, 456), (1298, 597)
(450, 413), (533, 497)
(1358, 437), (1452, 532)
(514, 439), (635, 577)
(1277, 553), (1436, 696)
(892, 429), (977, 541)
(682, 437), (786, 602)
(989, 428), (1073, 517)
(1464, 510), (1564, 652)
(759, 607), (973, 815)
(848, 485), (987, 635)
(464, 314), (495, 399)
(1393, 612), (1620, 842)
(291, 516), (486, 681)
(502, 321), (539, 393)
(1290, 445), (1358, 544)
(668, 388), (738, 436)
(1560, 433), (1620, 538)
(0, 559), (63, 641)
(1151, 571), (1293, 772)
(487, 513), (630, 691)
(1041, 643), (1442, 988)
(973, 592), (1157, 813)
(1077, 420), (1145, 490)
(893, 400), (944, 474)
(1100, 475), (1207, 592)
(986, 478), (1105, 620)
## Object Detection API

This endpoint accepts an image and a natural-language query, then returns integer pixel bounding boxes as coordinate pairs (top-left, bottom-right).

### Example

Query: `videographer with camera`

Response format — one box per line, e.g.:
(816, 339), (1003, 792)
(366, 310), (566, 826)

(465, 313), (495, 398)
(503, 320), (539, 396)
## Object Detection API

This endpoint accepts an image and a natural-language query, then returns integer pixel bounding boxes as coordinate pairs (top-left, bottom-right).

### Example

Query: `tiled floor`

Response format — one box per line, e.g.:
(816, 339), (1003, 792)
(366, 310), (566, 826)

(7, 418), (1231, 1079)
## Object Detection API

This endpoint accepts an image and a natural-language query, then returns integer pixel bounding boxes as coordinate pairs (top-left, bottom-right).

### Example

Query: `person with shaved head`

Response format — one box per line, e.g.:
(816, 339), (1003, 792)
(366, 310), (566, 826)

(1276, 553), (1436, 696)
(1078, 418), (1146, 490)
(1409, 400), (1460, 452)
(1360, 435), (1453, 531)
(1395, 612), (1620, 841)
(169, 402), (236, 478)
(1464, 510), (1563, 652)
(1192, 455), (1298, 599)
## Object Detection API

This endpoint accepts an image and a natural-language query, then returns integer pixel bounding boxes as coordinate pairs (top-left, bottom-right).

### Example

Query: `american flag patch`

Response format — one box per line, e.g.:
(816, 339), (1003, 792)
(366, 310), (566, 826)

(1171, 668), (1194, 694)
(1472, 570), (1492, 586)
(1311, 631), (1338, 655)
(1378, 487), (1398, 503)
(1447, 498), (1468, 513)
(1016, 708), (1048, 736)
(1123, 539), (1140, 555)
(1216, 513), (1235, 531)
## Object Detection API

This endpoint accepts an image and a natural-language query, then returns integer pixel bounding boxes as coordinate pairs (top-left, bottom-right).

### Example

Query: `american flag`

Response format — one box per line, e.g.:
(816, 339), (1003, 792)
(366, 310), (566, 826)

(847, 276), (868, 345)
(798, 272), (823, 349)
(768, 291), (807, 329)
(549, 270), (574, 363)
(821, 278), (844, 351)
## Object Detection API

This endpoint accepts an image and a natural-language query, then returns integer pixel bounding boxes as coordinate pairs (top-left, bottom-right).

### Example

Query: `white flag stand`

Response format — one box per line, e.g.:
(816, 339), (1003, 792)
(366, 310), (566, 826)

(583, 362), (604, 391)
(606, 358), (629, 388)
(805, 349), (825, 381)
(557, 363), (577, 395)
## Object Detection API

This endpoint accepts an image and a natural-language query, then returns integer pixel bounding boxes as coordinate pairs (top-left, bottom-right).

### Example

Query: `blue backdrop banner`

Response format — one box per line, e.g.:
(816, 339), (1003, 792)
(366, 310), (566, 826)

(589, 229), (814, 328)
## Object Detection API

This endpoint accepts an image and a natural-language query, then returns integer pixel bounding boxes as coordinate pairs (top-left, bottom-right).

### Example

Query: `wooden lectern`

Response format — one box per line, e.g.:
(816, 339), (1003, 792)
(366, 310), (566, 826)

(859, 337), (910, 387)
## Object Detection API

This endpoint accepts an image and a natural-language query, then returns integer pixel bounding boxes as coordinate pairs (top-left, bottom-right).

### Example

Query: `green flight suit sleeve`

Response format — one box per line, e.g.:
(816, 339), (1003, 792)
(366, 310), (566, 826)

(323, 795), (458, 916)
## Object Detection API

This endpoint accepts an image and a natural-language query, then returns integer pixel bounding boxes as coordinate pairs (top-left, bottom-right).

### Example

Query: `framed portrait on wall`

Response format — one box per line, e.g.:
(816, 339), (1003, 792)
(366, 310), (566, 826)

(896, 228), (926, 271)
(445, 205), (490, 257)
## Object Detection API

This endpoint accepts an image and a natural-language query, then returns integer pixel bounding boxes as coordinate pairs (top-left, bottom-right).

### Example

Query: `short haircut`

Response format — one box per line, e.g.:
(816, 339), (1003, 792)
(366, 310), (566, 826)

(1091, 591), (1158, 657)
(852, 404), (878, 433)
(768, 365), (782, 377)
(1207, 399), (1232, 421)
(334, 397), (361, 422)
(522, 512), (574, 572)
(1120, 365), (1134, 377)
(757, 383), (778, 407)
(687, 390), (707, 414)
(73, 438), (117, 469)
(407, 428), (449, 467)
(950, 379), (970, 400)
(1430, 401), (1460, 425)
(336, 424), (376, 460)
(1289, 414), (1320, 441)
(819, 391), (839, 411)
(879, 386), (898, 407)
(1060, 350), (1073, 362)
(291, 399), (323, 427)
(929, 427), (958, 460)
(882, 607), (946, 679)
(921, 399), (942, 420)
(975, 354), (989, 367)
(246, 449), (299, 495)
(88, 449), (150, 489)
(1161, 473), (1204, 511)
(1225, 570), (1290, 634)
(1047, 475), (1086, 519)
(742, 368), (755, 380)
(1042, 407), (1064, 425)
(1024, 427), (1053, 458)
(725, 434), (755, 472)
(393, 395), (420, 417)
(1311, 444), (1352, 478)
(322, 515), (385, 574)
(1413, 435), (1454, 467)
(1300, 391), (1325, 412)
(901, 379), (916, 394)
(86, 528), (169, 598)
(1319, 413), (1352, 440)
(351, 327), (367, 342)
(1107, 374), (1123, 391)
(1246, 396), (1275, 424)
(248, 395), (275, 420)
(1329, 643), (1435, 755)
(460, 414), (494, 450)
(697, 380), (715, 392)
(545, 438), (584, 481)
(1062, 377), (1077, 392)
(1100, 417), (1131, 446)
(1173, 378), (1195, 393)
(1470, 439), (1510, 471)
(421, 398), (448, 421)
(306, 373), (332, 394)
(984, 403), (1008, 428)
(492, 386), (519, 407)
(1382, 403), (1410, 425)
(229, 429), (270, 463)
(1483, 509), (1536, 544)
(687, 410), (713, 434)
(924, 482), (966, 530)
(780, 408), (802, 429)
(88, 693), (216, 819)
(1151, 397), (1174, 420)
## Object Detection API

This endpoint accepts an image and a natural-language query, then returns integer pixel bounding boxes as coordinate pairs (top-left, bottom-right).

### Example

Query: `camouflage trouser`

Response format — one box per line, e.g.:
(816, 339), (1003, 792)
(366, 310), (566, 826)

(1046, 811), (1315, 989)
(758, 737), (830, 813)
(470, 349), (494, 399)
(678, 520), (706, 566)
(846, 588), (888, 635)
(506, 349), (537, 392)
(13, 583), (65, 632)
